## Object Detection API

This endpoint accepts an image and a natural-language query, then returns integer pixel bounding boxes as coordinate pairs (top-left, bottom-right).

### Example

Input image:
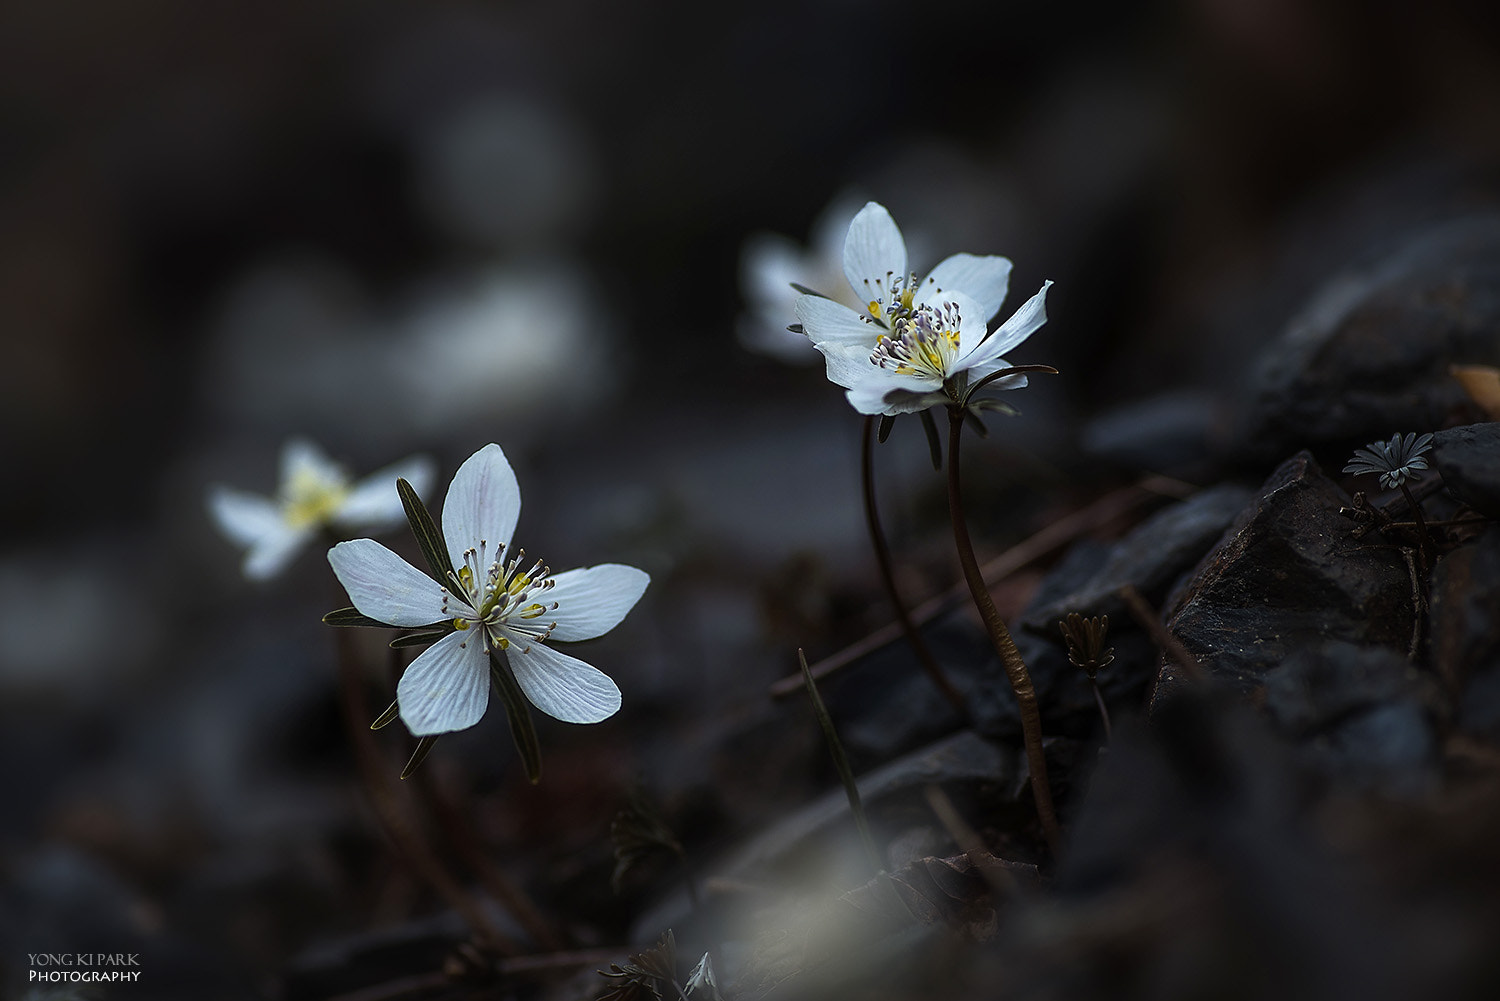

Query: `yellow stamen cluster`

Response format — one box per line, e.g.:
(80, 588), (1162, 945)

(440, 540), (560, 654)
(280, 467), (351, 530)
(860, 272), (928, 328)
(868, 300), (964, 380)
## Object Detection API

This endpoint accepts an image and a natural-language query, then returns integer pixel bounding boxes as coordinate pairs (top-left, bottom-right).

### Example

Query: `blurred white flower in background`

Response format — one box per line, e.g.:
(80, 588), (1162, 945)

(328, 444), (649, 735)
(737, 194), (865, 363)
(208, 438), (435, 580)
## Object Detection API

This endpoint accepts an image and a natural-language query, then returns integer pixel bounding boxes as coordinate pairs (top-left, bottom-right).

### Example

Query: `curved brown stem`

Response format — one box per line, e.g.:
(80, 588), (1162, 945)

(862, 416), (970, 720)
(944, 407), (1061, 854)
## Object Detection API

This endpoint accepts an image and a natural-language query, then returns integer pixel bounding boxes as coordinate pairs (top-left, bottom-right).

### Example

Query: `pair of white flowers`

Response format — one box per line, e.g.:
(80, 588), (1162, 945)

(212, 440), (647, 737)
(793, 202), (1051, 415)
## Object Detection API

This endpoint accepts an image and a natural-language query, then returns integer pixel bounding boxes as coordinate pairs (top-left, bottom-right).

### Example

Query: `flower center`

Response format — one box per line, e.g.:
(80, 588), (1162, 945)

(868, 300), (964, 380)
(861, 271), (922, 328)
(442, 540), (558, 652)
(281, 467), (350, 530)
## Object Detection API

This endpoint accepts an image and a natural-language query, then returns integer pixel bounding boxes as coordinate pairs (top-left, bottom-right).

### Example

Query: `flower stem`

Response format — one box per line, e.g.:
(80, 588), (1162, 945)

(1090, 679), (1113, 743)
(1398, 481), (1433, 573)
(862, 416), (970, 721)
(944, 406), (1061, 854)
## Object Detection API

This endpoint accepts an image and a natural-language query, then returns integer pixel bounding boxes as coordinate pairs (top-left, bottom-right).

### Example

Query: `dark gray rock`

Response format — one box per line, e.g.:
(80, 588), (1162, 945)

(1263, 642), (1442, 796)
(1431, 423), (1500, 519)
(1243, 216), (1500, 460)
(1427, 526), (1500, 738)
(1156, 453), (1416, 708)
(1023, 484), (1254, 629)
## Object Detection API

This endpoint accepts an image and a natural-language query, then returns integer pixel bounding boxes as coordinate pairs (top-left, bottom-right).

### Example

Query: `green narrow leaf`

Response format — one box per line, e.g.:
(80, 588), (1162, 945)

(786, 323), (805, 335)
(390, 627), (452, 649)
(397, 477), (456, 585)
(919, 409), (943, 470)
(489, 647), (543, 783)
(371, 699), (401, 730)
(400, 735), (440, 779)
(799, 648), (882, 876)
(323, 607), (388, 628)
(877, 414), (897, 444)
(964, 407), (989, 438)
(789, 282), (828, 298)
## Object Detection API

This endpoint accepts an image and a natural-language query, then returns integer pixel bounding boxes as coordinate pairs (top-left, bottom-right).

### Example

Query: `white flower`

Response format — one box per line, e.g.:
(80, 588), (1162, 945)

(327, 444), (649, 736)
(794, 202), (1052, 415)
(209, 438), (435, 580)
(737, 195), (865, 363)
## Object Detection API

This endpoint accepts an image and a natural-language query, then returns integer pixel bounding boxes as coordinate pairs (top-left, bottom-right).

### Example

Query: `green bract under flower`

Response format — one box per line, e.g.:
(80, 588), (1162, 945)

(327, 444), (649, 737)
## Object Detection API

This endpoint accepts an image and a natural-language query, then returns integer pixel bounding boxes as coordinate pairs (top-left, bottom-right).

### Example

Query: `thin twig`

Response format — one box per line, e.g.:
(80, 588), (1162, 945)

(945, 407), (1060, 854)
(771, 477), (1185, 698)
(1118, 584), (1205, 681)
(923, 784), (1022, 901)
(862, 415), (970, 719)
(1403, 547), (1425, 663)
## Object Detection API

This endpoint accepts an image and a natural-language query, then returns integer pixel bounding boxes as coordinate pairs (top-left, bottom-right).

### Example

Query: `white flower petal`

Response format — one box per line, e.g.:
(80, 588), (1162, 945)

(929, 289), (990, 362)
(281, 437), (346, 491)
(442, 444), (521, 571)
(243, 526), (311, 580)
(960, 280), (1051, 371)
(544, 564), (649, 642)
(328, 539), (450, 626)
(507, 640), (622, 723)
(966, 355), (1030, 391)
(397, 629), (491, 735)
(845, 370), (939, 416)
(207, 485), (283, 547)
(336, 454), (438, 530)
(814, 341), (880, 390)
(842, 202), (907, 307)
(920, 253), (1013, 320)
(795, 294), (877, 347)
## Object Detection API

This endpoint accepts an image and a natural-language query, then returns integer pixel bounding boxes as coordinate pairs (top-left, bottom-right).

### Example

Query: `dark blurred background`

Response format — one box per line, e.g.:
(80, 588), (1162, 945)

(3, 0), (1500, 997)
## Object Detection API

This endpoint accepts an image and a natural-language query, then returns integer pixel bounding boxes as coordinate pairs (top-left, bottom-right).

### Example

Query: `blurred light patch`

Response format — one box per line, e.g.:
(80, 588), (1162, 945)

(416, 94), (598, 249)
(0, 543), (159, 697)
(392, 262), (614, 431)
(208, 256), (614, 439)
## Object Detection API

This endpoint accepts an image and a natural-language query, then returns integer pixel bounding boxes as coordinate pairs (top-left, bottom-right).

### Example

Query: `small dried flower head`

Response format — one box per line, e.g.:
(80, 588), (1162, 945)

(1059, 612), (1114, 680)
(1343, 432), (1434, 490)
(597, 931), (677, 1001)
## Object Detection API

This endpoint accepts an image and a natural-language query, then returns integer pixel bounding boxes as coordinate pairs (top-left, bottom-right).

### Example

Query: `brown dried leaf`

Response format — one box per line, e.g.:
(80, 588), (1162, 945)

(1451, 363), (1500, 420)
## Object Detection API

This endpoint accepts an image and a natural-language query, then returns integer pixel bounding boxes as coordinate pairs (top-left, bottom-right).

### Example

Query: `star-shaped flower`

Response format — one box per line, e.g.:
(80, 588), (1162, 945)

(209, 438), (435, 580)
(327, 444), (648, 736)
(795, 202), (1052, 416)
(1343, 432), (1434, 490)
